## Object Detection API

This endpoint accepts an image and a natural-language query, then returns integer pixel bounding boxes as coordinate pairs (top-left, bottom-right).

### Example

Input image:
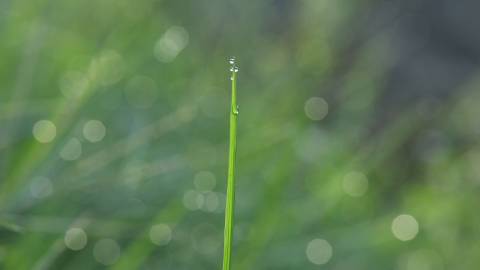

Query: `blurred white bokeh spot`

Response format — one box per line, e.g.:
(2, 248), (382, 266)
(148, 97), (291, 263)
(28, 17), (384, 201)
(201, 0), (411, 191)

(32, 120), (56, 143)
(194, 171), (216, 191)
(306, 238), (333, 265)
(183, 190), (204, 210)
(154, 26), (189, 62)
(392, 214), (419, 241)
(59, 71), (90, 99)
(304, 97), (329, 121)
(342, 171), (369, 197)
(149, 224), (172, 246)
(83, 120), (106, 142)
(64, 228), (88, 251)
(60, 138), (82, 161)
(202, 192), (219, 212)
(91, 50), (125, 86)
(93, 239), (121, 266)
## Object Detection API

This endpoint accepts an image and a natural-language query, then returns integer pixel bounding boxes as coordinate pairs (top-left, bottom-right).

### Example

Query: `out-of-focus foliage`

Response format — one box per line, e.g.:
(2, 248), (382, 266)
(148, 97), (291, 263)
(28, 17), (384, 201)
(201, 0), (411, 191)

(1, 0), (480, 269)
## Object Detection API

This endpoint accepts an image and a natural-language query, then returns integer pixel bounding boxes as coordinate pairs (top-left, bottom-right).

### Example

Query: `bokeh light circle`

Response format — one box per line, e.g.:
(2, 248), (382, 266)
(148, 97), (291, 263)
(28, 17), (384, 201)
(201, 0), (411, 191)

(92, 50), (125, 86)
(149, 224), (172, 246)
(306, 238), (333, 265)
(193, 171), (216, 191)
(304, 97), (329, 121)
(154, 26), (189, 62)
(203, 192), (219, 212)
(93, 239), (121, 266)
(32, 120), (56, 143)
(392, 214), (419, 241)
(83, 120), (106, 142)
(64, 228), (88, 251)
(60, 138), (82, 161)
(183, 190), (204, 210)
(342, 171), (369, 197)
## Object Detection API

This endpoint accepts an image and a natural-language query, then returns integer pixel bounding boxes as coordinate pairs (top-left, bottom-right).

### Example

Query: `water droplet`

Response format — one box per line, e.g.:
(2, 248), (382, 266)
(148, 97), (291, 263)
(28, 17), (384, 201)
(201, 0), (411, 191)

(228, 57), (239, 73)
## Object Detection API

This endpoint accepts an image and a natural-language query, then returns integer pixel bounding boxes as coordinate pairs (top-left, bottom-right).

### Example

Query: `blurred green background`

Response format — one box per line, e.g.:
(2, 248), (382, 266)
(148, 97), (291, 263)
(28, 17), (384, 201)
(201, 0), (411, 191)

(1, 0), (480, 269)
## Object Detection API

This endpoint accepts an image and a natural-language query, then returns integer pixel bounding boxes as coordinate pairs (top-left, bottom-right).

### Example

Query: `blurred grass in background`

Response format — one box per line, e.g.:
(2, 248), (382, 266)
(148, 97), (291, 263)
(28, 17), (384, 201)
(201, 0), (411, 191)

(1, 0), (480, 269)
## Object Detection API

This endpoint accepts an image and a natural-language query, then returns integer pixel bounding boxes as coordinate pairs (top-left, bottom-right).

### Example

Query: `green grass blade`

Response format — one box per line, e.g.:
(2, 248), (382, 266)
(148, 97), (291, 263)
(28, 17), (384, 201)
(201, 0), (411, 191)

(222, 59), (239, 270)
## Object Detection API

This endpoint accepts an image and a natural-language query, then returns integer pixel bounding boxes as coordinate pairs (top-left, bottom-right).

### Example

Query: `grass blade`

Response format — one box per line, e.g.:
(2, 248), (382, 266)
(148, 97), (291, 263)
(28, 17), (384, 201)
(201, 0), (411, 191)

(222, 58), (239, 270)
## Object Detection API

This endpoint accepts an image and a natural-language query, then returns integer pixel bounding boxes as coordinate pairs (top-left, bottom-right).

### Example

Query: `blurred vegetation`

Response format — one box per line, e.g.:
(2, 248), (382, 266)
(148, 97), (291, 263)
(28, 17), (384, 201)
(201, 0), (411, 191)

(1, 0), (480, 269)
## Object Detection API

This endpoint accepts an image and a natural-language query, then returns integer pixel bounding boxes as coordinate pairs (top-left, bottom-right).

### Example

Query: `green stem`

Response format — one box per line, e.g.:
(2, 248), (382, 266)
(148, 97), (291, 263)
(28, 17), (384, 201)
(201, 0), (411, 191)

(222, 65), (238, 270)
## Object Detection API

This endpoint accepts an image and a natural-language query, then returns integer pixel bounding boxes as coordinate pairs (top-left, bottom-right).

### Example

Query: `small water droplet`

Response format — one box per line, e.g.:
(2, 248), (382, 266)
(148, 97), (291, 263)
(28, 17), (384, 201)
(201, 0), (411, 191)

(230, 67), (234, 72)
(234, 67), (239, 73)
(228, 57), (235, 65)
